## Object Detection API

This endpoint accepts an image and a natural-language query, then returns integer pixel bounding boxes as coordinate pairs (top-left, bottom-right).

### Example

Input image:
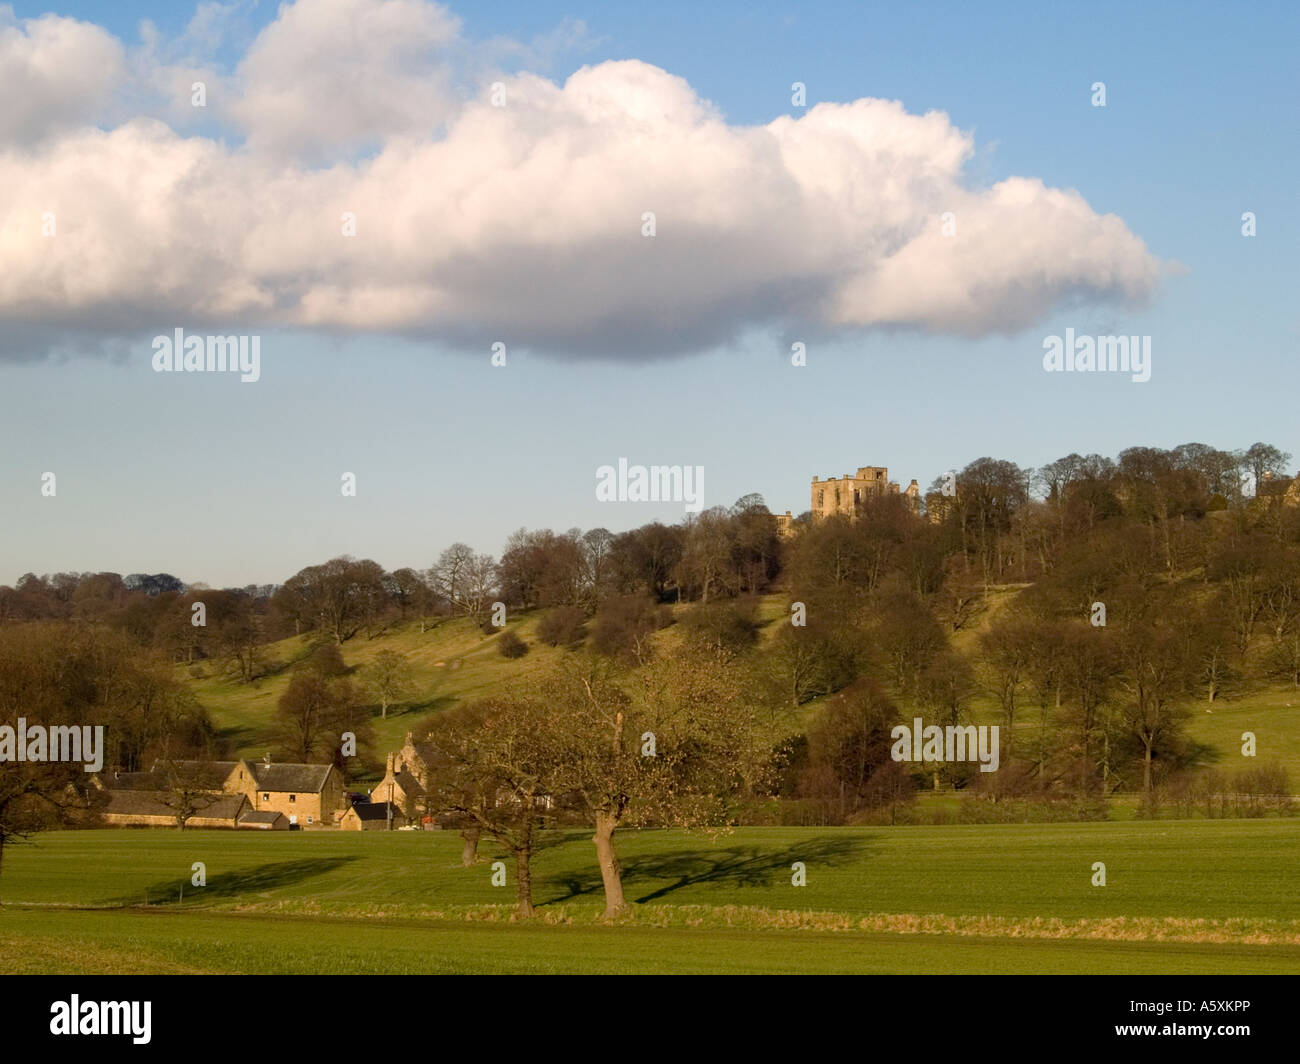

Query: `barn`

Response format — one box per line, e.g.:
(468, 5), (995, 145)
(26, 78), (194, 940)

(100, 790), (249, 829)
(340, 802), (406, 831)
(237, 809), (290, 830)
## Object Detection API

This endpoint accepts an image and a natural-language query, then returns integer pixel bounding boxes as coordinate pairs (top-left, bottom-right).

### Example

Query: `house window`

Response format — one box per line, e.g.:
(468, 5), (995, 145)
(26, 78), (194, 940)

(262, 793), (270, 801)
(289, 794), (296, 803)
(306, 815), (314, 825)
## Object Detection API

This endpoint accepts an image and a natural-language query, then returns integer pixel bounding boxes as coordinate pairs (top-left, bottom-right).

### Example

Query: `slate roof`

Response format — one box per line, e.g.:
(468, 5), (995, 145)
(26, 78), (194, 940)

(148, 760), (242, 789)
(249, 762), (334, 793)
(394, 769), (424, 796)
(238, 809), (287, 826)
(152, 759), (241, 772)
(374, 770), (424, 798)
(109, 759), (335, 796)
(102, 790), (247, 821)
(348, 802), (400, 822)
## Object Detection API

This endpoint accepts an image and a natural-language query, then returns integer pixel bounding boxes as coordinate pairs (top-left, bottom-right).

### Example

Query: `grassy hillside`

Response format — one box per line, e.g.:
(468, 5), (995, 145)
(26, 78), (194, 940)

(188, 612), (568, 774)
(2, 823), (1297, 974)
(190, 597), (797, 776)
(186, 592), (1300, 787)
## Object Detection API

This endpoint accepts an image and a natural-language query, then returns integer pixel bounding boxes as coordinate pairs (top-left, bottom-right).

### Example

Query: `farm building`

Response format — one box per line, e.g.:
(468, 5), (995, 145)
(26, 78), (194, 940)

(340, 802), (407, 831)
(96, 757), (347, 829)
(243, 760), (345, 828)
(100, 789), (250, 829)
(368, 753), (425, 820)
(238, 809), (290, 830)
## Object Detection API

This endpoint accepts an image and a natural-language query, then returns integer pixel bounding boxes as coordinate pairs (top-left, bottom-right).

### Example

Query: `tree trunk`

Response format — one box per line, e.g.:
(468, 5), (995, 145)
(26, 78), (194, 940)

(593, 812), (626, 919)
(514, 846), (535, 917)
(460, 828), (480, 867)
(1142, 739), (1154, 793)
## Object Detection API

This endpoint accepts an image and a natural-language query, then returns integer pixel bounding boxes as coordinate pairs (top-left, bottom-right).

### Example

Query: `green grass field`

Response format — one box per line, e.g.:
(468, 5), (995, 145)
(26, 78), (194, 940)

(6, 910), (1296, 975)
(139, 596), (1300, 973)
(2, 821), (1296, 974)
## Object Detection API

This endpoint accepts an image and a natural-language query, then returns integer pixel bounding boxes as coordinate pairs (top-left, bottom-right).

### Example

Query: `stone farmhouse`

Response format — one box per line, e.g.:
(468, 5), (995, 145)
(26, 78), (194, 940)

(375, 732), (559, 828)
(97, 757), (345, 829)
(368, 750), (427, 822)
(240, 759), (345, 827)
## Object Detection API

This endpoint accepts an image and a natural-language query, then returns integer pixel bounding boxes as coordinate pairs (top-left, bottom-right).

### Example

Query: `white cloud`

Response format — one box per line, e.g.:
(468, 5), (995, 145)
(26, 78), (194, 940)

(0, 0), (1164, 360)
(228, 0), (463, 158)
(0, 6), (127, 145)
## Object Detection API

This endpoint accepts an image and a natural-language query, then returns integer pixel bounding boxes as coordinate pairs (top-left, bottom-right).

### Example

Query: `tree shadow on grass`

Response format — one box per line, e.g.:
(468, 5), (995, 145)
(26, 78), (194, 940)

(120, 856), (360, 908)
(215, 724), (259, 751)
(479, 829), (584, 865)
(401, 695), (453, 717)
(545, 834), (873, 906)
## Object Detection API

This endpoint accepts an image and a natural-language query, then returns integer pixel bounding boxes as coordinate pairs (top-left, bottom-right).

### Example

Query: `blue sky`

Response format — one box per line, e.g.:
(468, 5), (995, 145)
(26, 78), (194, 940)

(2, 0), (1297, 586)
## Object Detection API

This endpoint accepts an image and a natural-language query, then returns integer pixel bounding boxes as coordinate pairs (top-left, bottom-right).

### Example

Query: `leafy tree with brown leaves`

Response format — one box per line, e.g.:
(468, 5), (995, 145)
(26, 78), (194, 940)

(363, 650), (414, 719)
(541, 654), (767, 919)
(420, 698), (557, 916)
(152, 755), (228, 829)
(275, 672), (362, 762)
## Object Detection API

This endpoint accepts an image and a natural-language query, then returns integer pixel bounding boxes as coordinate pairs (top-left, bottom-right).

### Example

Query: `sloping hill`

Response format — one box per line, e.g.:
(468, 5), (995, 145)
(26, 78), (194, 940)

(183, 590), (1300, 787)
(185, 611), (568, 774)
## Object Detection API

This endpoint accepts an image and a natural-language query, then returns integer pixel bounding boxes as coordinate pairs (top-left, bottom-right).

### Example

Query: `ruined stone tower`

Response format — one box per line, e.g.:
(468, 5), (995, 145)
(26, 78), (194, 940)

(811, 466), (920, 520)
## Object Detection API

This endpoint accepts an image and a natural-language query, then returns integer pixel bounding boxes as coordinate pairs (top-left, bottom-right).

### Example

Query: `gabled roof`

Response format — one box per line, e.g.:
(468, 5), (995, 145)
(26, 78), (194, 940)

(103, 790), (246, 820)
(376, 769), (424, 797)
(149, 760), (243, 789)
(249, 762), (334, 793)
(401, 738), (435, 768)
(152, 759), (241, 771)
(102, 790), (174, 816)
(348, 802), (400, 822)
(238, 809), (287, 825)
